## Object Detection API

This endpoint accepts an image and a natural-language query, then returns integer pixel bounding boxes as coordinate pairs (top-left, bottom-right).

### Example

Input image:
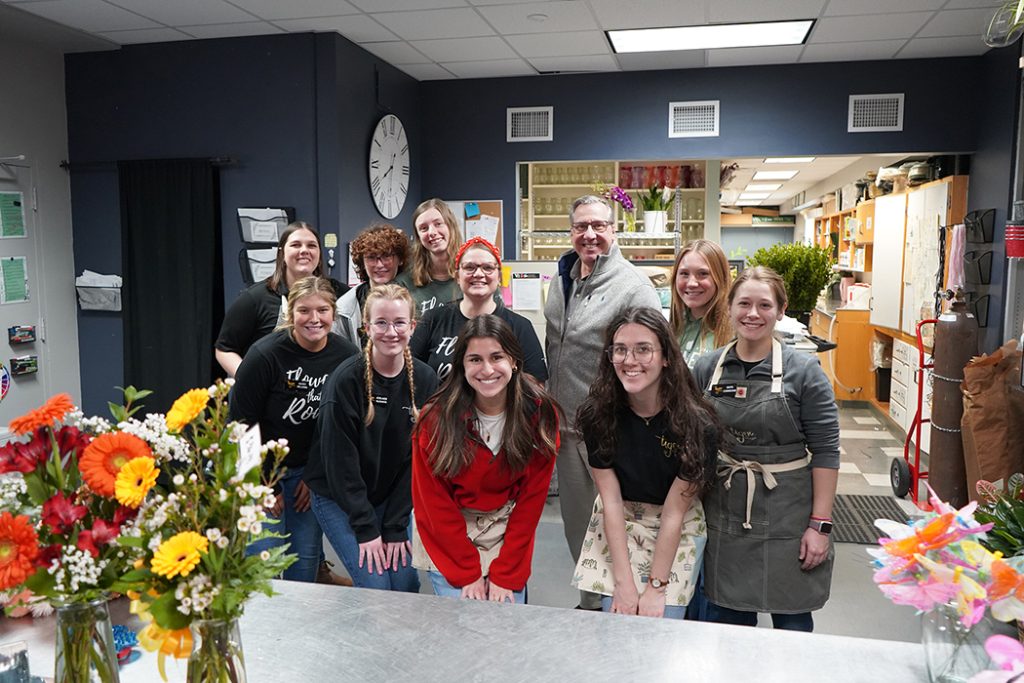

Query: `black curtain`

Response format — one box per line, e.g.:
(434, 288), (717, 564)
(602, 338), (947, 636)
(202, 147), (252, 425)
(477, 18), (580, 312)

(119, 159), (222, 414)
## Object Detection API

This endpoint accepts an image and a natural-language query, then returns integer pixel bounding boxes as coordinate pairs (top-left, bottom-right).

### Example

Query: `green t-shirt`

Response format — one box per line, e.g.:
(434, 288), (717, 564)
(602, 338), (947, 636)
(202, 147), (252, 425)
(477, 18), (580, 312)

(395, 271), (460, 317)
(678, 310), (716, 368)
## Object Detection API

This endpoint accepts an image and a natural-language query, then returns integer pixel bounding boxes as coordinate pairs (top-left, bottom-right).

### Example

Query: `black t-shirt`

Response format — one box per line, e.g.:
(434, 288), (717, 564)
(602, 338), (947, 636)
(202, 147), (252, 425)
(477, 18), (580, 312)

(409, 302), (548, 383)
(228, 330), (359, 473)
(215, 278), (349, 357)
(586, 409), (718, 504)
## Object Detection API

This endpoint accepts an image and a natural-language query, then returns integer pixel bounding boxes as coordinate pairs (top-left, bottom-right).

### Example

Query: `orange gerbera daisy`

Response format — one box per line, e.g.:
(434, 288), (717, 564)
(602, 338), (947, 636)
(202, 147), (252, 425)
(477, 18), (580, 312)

(9, 393), (75, 436)
(0, 512), (39, 591)
(80, 432), (154, 497)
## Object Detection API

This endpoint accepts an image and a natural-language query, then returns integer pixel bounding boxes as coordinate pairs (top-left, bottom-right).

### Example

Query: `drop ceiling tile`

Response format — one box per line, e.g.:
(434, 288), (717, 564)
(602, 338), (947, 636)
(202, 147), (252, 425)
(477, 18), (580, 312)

(616, 50), (706, 71)
(917, 8), (993, 37)
(181, 21), (284, 39)
(372, 7), (493, 40)
(706, 44), (805, 67)
(227, 0), (359, 20)
(505, 31), (609, 58)
(528, 54), (619, 72)
(275, 15), (398, 42)
(107, 0), (254, 26)
(97, 27), (194, 43)
(897, 35), (990, 58)
(809, 13), (932, 42)
(588, 0), (704, 30)
(825, 0), (945, 15)
(476, 1), (597, 34)
(17, 0), (160, 32)
(800, 39), (904, 62)
(359, 41), (430, 64)
(440, 58), (536, 78)
(709, 0), (827, 23)
(411, 35), (516, 61)
(349, 0), (466, 10)
(395, 62), (457, 80)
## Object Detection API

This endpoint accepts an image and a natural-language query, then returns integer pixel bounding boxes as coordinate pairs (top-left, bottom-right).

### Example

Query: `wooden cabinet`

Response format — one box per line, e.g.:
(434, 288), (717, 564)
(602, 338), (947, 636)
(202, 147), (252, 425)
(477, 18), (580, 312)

(809, 308), (873, 402)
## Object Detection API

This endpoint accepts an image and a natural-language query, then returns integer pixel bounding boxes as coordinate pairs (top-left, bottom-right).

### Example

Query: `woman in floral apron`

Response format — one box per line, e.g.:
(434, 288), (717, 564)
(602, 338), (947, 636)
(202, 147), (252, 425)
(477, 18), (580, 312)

(691, 267), (840, 631)
(573, 307), (720, 619)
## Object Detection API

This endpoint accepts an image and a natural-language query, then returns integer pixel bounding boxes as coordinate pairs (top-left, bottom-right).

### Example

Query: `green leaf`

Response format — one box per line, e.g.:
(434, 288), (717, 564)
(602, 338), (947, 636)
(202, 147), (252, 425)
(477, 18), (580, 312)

(149, 590), (190, 631)
(23, 471), (49, 506)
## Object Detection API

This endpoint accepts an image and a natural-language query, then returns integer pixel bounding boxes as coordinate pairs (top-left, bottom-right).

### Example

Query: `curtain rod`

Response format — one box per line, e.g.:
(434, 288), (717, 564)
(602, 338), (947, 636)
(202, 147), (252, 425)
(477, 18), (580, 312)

(59, 156), (237, 171)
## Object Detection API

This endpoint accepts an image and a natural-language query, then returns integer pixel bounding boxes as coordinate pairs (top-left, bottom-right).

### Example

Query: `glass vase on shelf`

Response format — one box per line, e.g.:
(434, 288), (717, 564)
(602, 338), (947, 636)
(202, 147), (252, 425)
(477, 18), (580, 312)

(188, 618), (247, 683)
(54, 597), (121, 683)
(921, 603), (997, 683)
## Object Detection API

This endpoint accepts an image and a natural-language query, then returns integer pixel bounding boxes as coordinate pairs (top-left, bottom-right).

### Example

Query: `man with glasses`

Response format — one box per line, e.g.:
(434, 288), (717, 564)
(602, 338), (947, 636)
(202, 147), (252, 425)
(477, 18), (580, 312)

(544, 195), (661, 610)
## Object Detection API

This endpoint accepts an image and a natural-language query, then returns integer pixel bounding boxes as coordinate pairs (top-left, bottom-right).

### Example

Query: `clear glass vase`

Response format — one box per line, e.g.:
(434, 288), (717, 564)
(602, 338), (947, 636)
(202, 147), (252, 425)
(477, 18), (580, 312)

(922, 603), (996, 682)
(54, 597), (120, 683)
(187, 618), (247, 683)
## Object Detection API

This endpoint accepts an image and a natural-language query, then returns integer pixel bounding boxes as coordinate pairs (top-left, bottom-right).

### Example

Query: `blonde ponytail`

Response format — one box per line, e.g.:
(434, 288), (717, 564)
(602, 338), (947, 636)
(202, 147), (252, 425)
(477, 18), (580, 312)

(363, 339), (376, 426)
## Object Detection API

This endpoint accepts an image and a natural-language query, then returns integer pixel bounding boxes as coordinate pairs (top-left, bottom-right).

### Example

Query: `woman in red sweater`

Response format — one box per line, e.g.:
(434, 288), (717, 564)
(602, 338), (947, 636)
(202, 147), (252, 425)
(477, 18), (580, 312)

(412, 314), (560, 603)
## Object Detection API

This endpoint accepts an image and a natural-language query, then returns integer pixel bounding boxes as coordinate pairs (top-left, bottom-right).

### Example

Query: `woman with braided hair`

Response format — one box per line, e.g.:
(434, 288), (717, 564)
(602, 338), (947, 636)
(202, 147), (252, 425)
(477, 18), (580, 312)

(304, 284), (438, 592)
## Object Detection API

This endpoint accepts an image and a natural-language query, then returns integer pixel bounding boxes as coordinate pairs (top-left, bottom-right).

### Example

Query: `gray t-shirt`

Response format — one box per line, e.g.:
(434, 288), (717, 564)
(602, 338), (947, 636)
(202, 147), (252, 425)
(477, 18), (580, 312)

(396, 271), (460, 317)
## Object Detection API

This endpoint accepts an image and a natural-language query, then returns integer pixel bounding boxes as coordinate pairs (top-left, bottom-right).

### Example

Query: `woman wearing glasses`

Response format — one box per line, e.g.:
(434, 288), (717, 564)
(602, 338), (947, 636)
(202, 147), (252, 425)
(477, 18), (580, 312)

(396, 199), (464, 316)
(336, 224), (410, 348)
(572, 307), (719, 619)
(411, 315), (559, 603)
(305, 284), (439, 592)
(410, 237), (546, 382)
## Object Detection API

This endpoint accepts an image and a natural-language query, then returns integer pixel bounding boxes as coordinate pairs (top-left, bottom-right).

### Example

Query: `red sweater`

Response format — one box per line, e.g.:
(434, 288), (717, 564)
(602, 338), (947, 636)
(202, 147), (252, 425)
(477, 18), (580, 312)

(412, 405), (558, 590)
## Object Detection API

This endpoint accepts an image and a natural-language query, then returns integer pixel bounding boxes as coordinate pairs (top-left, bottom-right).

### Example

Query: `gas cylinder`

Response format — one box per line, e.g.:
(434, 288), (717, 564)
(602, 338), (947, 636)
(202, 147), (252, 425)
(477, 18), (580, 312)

(928, 293), (979, 507)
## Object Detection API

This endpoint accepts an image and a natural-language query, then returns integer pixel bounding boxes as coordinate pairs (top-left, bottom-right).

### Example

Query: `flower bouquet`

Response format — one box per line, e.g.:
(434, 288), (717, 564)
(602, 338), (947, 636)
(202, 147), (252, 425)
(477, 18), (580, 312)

(592, 183), (636, 231)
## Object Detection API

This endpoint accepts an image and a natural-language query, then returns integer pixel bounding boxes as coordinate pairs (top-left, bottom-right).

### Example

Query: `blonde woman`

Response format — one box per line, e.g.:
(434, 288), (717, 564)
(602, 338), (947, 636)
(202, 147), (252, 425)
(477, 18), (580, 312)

(669, 239), (733, 367)
(396, 199), (463, 316)
(304, 284), (439, 591)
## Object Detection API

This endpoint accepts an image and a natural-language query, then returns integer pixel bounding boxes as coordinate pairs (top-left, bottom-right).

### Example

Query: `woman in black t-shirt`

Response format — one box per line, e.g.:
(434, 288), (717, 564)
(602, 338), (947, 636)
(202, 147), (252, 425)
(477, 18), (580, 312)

(573, 307), (719, 619)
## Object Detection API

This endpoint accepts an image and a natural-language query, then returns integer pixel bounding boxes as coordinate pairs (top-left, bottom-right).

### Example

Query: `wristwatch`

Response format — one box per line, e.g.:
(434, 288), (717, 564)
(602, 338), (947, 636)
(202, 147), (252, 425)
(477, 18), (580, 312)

(808, 519), (834, 535)
(649, 577), (669, 590)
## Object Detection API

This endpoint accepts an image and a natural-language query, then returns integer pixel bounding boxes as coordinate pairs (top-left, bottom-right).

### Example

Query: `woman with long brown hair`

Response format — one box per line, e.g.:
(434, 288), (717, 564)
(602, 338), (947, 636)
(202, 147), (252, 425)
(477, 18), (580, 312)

(397, 198), (464, 316)
(669, 239), (732, 367)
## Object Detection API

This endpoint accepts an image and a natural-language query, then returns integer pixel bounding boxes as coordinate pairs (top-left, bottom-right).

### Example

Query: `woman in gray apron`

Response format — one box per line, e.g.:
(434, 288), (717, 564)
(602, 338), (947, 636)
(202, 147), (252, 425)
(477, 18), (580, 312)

(573, 307), (720, 619)
(691, 267), (840, 632)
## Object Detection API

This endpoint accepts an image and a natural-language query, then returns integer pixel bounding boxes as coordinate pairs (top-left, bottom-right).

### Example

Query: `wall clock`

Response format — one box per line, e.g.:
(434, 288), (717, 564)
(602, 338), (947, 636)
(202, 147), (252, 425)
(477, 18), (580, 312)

(368, 114), (409, 220)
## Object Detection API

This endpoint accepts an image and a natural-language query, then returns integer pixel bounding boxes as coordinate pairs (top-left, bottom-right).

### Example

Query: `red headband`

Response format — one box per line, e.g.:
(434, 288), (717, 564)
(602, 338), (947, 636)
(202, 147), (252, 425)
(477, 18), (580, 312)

(455, 237), (501, 270)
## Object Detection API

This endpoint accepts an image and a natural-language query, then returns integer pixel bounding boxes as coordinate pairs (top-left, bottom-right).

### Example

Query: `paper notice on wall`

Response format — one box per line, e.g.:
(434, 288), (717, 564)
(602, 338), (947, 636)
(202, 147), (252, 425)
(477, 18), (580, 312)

(0, 192), (26, 239)
(1, 256), (28, 304)
(511, 272), (542, 311)
(465, 214), (499, 245)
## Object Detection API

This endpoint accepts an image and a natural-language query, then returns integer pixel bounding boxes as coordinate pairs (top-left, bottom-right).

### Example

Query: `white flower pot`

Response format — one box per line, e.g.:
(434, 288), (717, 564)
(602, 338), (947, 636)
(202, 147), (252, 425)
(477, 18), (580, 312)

(643, 210), (668, 234)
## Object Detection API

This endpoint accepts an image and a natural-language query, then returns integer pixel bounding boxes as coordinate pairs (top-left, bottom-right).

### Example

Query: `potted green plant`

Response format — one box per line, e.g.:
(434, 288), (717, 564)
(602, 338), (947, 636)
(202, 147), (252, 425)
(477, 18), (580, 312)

(637, 185), (672, 234)
(975, 474), (1024, 558)
(746, 241), (836, 323)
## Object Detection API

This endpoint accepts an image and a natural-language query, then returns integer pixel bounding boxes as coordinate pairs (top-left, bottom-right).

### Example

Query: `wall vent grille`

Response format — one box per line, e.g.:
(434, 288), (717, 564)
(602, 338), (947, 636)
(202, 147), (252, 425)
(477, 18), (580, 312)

(669, 100), (719, 138)
(848, 94), (904, 132)
(507, 107), (553, 142)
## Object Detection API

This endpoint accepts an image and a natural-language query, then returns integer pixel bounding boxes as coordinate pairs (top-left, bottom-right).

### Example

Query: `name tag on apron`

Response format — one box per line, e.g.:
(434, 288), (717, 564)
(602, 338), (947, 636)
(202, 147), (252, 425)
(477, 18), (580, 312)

(711, 383), (747, 398)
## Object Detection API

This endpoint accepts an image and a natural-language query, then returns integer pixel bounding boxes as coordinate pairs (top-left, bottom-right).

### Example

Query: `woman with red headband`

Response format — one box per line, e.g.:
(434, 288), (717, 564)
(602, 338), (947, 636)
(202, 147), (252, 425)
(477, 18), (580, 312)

(410, 237), (547, 383)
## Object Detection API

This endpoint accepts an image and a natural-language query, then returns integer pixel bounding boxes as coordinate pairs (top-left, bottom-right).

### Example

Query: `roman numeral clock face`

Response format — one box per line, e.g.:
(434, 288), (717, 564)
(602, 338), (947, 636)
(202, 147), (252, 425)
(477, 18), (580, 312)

(368, 114), (409, 220)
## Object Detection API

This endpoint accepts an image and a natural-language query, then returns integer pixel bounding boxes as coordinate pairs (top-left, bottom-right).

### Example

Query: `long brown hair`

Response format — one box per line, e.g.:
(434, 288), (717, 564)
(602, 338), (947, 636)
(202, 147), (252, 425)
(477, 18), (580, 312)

(361, 284), (419, 426)
(409, 199), (463, 287)
(669, 239), (732, 348)
(275, 276), (337, 332)
(415, 315), (559, 479)
(268, 221), (325, 292)
(575, 307), (719, 495)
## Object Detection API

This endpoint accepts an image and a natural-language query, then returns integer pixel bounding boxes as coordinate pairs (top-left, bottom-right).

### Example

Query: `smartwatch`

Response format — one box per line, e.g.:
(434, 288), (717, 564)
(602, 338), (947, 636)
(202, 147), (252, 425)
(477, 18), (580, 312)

(808, 519), (834, 535)
(649, 577), (669, 590)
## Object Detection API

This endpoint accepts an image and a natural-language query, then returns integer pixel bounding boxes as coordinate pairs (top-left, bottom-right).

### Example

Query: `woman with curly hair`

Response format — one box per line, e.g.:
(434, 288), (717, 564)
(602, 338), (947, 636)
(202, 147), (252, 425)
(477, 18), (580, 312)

(336, 224), (410, 348)
(669, 239), (733, 368)
(396, 199), (464, 316)
(412, 314), (559, 603)
(573, 307), (720, 619)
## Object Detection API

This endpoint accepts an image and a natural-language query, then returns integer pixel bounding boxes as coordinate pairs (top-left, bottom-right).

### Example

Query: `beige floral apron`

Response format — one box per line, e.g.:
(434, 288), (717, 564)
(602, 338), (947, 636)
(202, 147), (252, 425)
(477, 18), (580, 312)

(411, 501), (514, 576)
(571, 497), (706, 607)
(703, 339), (833, 613)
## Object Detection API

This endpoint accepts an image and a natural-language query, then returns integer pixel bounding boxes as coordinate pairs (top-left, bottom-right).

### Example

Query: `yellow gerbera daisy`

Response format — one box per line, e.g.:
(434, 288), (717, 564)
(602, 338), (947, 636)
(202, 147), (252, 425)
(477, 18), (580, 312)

(151, 531), (208, 579)
(114, 456), (159, 508)
(165, 388), (209, 432)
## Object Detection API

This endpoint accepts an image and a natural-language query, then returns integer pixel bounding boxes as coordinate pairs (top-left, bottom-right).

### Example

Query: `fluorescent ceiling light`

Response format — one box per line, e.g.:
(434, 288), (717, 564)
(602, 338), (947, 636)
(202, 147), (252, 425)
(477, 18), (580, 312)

(740, 192), (772, 200)
(607, 20), (814, 54)
(765, 157), (815, 164)
(745, 183), (781, 191)
(753, 170), (798, 181)
(736, 200), (762, 206)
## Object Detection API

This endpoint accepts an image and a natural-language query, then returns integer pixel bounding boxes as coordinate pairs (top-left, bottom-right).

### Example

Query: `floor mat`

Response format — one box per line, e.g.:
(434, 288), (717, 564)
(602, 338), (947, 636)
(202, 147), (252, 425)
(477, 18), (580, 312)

(832, 494), (910, 544)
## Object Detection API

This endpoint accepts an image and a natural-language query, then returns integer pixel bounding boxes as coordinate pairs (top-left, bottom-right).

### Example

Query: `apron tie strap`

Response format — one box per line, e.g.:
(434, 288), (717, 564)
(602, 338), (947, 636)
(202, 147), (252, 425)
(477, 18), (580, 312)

(717, 452), (811, 529)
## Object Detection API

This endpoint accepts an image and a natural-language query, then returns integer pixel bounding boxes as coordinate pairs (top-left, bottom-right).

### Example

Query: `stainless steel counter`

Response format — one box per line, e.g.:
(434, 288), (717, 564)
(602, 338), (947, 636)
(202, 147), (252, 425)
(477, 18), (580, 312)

(8, 581), (927, 682)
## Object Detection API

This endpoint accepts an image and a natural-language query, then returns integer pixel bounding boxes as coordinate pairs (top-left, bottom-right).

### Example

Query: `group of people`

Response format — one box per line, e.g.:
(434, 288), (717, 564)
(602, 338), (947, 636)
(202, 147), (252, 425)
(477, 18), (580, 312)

(216, 194), (840, 630)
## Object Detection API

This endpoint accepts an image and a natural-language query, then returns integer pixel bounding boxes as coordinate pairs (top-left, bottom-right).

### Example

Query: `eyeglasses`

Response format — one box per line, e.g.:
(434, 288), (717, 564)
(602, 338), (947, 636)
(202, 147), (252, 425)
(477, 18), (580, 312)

(459, 262), (498, 275)
(571, 221), (612, 234)
(369, 320), (410, 333)
(365, 253), (395, 264)
(606, 343), (658, 365)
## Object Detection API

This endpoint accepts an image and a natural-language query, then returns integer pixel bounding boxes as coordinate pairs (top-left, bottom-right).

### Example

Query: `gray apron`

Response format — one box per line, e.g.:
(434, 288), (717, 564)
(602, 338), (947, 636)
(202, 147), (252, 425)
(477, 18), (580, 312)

(703, 339), (833, 613)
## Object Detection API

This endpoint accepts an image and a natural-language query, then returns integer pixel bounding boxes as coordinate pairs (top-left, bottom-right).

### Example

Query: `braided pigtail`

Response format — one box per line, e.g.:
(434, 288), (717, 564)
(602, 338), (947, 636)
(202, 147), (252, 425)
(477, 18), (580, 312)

(403, 346), (419, 423)
(363, 338), (376, 426)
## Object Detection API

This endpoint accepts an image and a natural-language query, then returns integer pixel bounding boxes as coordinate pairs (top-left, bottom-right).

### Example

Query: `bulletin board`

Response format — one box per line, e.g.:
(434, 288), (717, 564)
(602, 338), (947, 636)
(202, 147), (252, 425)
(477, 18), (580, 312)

(445, 200), (503, 256)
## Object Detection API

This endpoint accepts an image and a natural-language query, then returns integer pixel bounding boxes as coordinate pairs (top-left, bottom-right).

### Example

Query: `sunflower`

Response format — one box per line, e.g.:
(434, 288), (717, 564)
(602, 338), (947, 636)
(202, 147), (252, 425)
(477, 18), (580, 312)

(114, 456), (159, 508)
(0, 512), (39, 591)
(151, 531), (208, 579)
(80, 432), (154, 497)
(9, 393), (75, 436)
(165, 388), (209, 432)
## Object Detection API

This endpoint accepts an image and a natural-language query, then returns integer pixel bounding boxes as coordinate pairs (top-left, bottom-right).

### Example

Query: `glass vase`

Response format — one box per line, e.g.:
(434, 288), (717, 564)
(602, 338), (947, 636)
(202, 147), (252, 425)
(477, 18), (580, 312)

(921, 603), (995, 682)
(187, 618), (247, 683)
(54, 597), (120, 683)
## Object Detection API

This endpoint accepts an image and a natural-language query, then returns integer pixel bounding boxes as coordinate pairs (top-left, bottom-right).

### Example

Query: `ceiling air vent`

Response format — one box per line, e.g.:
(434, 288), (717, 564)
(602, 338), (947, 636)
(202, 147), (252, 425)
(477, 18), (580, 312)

(507, 107), (553, 142)
(669, 100), (719, 138)
(848, 94), (904, 133)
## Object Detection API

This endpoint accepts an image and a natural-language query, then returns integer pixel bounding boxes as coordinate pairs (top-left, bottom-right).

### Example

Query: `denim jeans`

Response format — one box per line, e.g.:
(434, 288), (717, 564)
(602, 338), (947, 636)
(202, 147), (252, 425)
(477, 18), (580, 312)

(311, 491), (420, 593)
(428, 571), (525, 604)
(705, 601), (814, 632)
(247, 466), (321, 583)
